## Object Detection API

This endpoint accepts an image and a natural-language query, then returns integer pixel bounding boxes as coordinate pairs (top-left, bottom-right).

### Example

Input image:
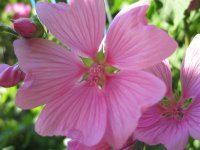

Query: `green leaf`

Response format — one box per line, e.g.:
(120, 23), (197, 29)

(158, 0), (192, 27)
(0, 22), (18, 37)
(110, 0), (122, 14)
(146, 144), (166, 150)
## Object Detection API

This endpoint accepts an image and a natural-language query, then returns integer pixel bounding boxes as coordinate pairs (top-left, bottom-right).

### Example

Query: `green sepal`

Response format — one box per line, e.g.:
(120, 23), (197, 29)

(105, 65), (120, 74)
(80, 72), (90, 82)
(182, 98), (193, 109)
(31, 16), (45, 38)
(80, 57), (94, 68)
(96, 50), (105, 64)
(160, 97), (172, 108)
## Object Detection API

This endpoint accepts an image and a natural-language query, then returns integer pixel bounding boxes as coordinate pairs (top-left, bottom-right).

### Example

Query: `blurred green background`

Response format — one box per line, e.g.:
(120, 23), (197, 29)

(0, 0), (200, 149)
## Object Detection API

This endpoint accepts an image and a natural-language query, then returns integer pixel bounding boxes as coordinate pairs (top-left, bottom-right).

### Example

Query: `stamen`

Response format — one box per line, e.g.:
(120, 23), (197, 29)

(86, 64), (105, 87)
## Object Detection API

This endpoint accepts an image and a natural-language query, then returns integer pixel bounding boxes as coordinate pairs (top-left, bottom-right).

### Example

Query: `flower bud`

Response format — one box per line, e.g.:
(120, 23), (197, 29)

(13, 17), (44, 38)
(188, 0), (200, 11)
(0, 64), (25, 87)
(5, 3), (31, 20)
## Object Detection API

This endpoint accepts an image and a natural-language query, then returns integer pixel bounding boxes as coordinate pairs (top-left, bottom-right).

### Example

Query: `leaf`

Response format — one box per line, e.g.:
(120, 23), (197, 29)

(158, 0), (192, 27)
(0, 22), (18, 37)
(146, 144), (166, 150)
(111, 0), (123, 14)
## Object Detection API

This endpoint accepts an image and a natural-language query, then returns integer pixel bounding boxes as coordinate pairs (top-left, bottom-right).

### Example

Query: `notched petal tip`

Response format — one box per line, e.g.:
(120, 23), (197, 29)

(117, 0), (149, 17)
(36, 0), (105, 57)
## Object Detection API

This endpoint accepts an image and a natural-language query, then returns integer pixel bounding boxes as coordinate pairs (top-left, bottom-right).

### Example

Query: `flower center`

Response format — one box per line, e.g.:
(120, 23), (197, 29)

(80, 51), (120, 89)
(160, 98), (192, 120)
(87, 64), (105, 86)
(161, 106), (184, 120)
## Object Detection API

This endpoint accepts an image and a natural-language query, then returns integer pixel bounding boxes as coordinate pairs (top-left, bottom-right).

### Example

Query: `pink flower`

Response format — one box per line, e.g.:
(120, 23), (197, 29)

(134, 34), (200, 150)
(5, 3), (31, 20)
(0, 64), (25, 87)
(13, 0), (177, 148)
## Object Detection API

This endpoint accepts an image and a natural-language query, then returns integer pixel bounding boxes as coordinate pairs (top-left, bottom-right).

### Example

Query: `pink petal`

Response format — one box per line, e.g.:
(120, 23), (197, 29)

(0, 64), (24, 87)
(105, 0), (177, 70)
(36, 1), (105, 57)
(181, 34), (200, 99)
(145, 59), (173, 98)
(13, 38), (83, 109)
(103, 70), (166, 148)
(134, 105), (189, 150)
(185, 96), (200, 140)
(0, 64), (9, 72)
(68, 140), (110, 150)
(35, 84), (107, 146)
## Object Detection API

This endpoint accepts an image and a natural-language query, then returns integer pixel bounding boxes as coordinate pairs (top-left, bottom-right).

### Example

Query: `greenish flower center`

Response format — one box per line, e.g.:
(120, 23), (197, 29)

(160, 97), (193, 120)
(80, 51), (120, 89)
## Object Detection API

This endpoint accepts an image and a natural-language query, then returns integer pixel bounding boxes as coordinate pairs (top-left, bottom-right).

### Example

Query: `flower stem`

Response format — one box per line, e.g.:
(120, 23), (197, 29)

(30, 0), (36, 8)
(104, 0), (112, 24)
(133, 141), (145, 150)
(51, 0), (56, 3)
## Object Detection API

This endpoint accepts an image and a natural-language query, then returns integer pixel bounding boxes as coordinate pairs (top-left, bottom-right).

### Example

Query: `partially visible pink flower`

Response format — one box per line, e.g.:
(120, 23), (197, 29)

(5, 3), (31, 20)
(13, 0), (177, 148)
(134, 34), (200, 150)
(0, 64), (25, 87)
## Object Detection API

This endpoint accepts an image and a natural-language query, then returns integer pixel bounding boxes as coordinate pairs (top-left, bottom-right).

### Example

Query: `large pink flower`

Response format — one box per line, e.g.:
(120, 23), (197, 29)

(134, 34), (200, 150)
(13, 0), (177, 148)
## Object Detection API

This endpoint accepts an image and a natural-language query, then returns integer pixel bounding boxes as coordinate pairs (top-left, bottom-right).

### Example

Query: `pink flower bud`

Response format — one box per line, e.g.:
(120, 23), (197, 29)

(13, 17), (44, 38)
(188, 0), (200, 11)
(0, 64), (25, 87)
(13, 18), (37, 38)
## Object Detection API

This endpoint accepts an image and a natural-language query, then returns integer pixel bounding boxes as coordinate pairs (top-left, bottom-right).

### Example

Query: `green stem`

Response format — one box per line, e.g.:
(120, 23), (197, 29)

(183, 11), (190, 47)
(133, 141), (145, 150)
(104, 0), (112, 24)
